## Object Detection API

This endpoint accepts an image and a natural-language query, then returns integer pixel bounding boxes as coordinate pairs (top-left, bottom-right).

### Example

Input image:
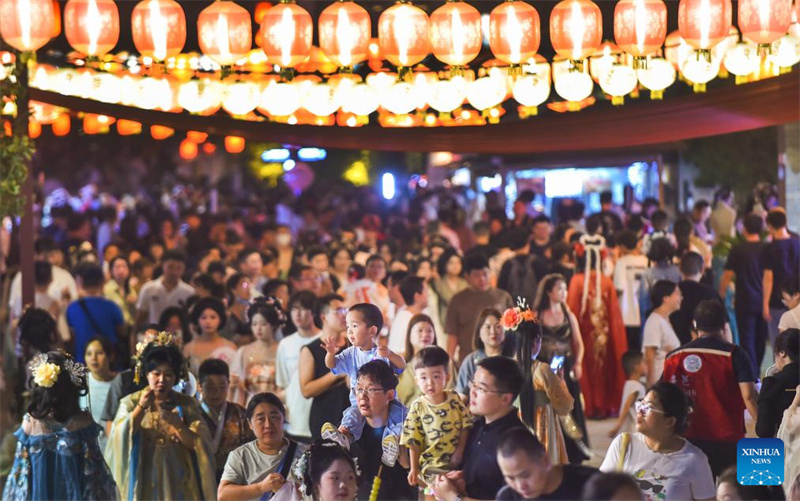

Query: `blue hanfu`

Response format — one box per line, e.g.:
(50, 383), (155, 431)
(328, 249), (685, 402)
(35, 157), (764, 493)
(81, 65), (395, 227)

(3, 412), (118, 500)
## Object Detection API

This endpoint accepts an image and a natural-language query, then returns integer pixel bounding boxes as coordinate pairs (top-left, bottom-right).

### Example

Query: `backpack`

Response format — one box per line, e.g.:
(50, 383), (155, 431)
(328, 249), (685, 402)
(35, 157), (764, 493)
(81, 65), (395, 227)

(503, 255), (540, 303)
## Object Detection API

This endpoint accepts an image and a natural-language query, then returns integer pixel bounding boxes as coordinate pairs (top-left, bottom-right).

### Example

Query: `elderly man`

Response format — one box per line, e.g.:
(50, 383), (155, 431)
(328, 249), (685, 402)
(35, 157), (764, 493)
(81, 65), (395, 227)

(349, 360), (415, 500)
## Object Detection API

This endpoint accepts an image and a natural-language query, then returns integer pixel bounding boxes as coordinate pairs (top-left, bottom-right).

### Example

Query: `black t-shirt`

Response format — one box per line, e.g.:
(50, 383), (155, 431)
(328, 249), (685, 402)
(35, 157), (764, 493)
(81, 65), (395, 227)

(724, 241), (765, 314)
(352, 424), (417, 501)
(303, 339), (350, 440)
(462, 410), (525, 500)
(495, 465), (598, 500)
(761, 237), (800, 308)
(670, 280), (723, 346)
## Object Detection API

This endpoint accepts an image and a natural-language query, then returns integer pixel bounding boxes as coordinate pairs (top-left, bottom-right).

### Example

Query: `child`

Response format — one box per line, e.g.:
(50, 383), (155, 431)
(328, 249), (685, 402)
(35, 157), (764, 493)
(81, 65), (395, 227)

(401, 346), (471, 494)
(608, 350), (647, 437)
(321, 303), (406, 464)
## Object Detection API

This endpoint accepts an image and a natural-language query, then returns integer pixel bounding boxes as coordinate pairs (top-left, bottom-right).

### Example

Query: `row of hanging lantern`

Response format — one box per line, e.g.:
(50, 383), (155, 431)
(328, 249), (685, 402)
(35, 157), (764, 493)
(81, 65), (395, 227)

(3, 0), (800, 124)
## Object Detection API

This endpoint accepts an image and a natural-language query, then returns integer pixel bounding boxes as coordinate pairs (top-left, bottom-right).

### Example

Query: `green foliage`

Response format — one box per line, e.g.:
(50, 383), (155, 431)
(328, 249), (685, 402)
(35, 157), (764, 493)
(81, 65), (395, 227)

(685, 127), (777, 200)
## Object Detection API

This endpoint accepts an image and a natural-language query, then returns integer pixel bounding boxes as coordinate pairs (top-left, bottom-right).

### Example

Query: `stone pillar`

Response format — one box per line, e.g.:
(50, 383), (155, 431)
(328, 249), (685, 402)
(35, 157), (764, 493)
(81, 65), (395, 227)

(782, 121), (800, 232)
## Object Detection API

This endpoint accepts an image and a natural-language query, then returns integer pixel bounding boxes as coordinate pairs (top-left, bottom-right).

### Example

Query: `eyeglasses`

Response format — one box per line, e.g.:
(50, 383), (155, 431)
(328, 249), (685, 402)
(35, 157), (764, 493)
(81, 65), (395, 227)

(333, 308), (348, 316)
(635, 399), (667, 416)
(469, 380), (506, 395)
(354, 387), (385, 398)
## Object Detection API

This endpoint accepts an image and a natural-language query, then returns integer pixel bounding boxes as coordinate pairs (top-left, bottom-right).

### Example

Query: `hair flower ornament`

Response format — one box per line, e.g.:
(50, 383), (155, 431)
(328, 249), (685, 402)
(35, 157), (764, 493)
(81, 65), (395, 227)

(30, 355), (61, 388)
(501, 298), (537, 332)
(132, 330), (181, 384)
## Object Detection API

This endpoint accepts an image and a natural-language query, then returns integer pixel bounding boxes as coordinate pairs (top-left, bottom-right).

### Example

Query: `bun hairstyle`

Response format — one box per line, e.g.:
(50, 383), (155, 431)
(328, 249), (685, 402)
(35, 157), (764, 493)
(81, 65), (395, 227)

(28, 351), (88, 423)
(137, 342), (187, 385)
(648, 381), (693, 434)
(247, 296), (287, 329)
(189, 296), (227, 328)
(297, 440), (359, 498)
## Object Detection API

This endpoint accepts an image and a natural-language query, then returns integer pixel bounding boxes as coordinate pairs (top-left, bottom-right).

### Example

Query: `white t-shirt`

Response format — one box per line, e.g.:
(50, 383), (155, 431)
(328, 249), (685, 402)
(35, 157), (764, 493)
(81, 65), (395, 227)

(601, 432), (716, 501)
(642, 313), (680, 383)
(388, 307), (413, 354)
(613, 254), (649, 327)
(136, 277), (195, 324)
(275, 332), (322, 438)
(8, 266), (78, 317)
(778, 304), (800, 332)
(619, 380), (646, 435)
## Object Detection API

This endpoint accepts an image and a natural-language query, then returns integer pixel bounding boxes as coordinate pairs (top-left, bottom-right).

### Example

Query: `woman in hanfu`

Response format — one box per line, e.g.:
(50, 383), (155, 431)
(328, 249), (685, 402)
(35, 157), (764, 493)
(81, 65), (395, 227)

(566, 233), (629, 419)
(105, 333), (216, 500)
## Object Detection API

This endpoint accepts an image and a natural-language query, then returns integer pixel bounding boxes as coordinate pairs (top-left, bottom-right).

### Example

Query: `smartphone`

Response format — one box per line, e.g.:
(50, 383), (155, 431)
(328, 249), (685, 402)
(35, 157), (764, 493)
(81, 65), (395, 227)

(550, 355), (565, 373)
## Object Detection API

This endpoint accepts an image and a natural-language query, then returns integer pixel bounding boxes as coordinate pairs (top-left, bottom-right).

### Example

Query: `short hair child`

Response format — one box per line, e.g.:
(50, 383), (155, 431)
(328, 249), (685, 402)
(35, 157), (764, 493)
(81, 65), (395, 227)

(402, 346), (471, 491)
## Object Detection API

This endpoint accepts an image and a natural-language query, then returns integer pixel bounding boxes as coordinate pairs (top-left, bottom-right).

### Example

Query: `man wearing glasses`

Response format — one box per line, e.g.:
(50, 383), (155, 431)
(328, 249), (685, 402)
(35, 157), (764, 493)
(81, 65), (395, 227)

(433, 357), (525, 501)
(349, 360), (415, 500)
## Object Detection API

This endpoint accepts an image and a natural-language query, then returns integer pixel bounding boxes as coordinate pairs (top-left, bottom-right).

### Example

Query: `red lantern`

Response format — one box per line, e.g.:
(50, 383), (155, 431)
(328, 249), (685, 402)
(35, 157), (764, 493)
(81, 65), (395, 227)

(225, 135), (245, 153)
(179, 139), (198, 160)
(430, 1), (482, 68)
(150, 125), (174, 140)
(198, 0), (252, 67)
(116, 119), (141, 135)
(52, 113), (71, 136)
(319, 0), (371, 69)
(51, 0), (61, 38)
(738, 0), (792, 48)
(187, 130), (208, 143)
(378, 2), (431, 71)
(678, 0), (732, 51)
(614, 0), (667, 65)
(550, 0), (602, 63)
(254, 2), (272, 24)
(489, 1), (541, 66)
(29, 120), (41, 139)
(64, 0), (120, 57)
(258, 1), (313, 68)
(131, 0), (186, 61)
(0, 0), (55, 52)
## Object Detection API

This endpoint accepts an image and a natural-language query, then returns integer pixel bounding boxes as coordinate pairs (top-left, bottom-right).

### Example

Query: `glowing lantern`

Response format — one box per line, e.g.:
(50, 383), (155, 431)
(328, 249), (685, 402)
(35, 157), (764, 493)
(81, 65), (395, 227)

(131, 0), (186, 62)
(550, 0), (603, 66)
(318, 0), (371, 70)
(137, 77), (175, 110)
(723, 41), (760, 81)
(430, 1), (482, 71)
(589, 41), (623, 82)
(222, 80), (260, 116)
(29, 120), (41, 138)
(52, 113), (71, 136)
(302, 83), (340, 116)
(179, 139), (198, 160)
(636, 56), (675, 98)
(31, 101), (59, 123)
(614, 0), (667, 68)
(178, 78), (224, 114)
(489, 1), (540, 69)
(259, 81), (301, 116)
(197, 0), (252, 67)
(381, 82), (419, 115)
(738, 0), (792, 49)
(378, 2), (430, 74)
(187, 130), (208, 142)
(554, 62), (594, 107)
(665, 30), (692, 69)
(258, 1), (313, 69)
(254, 2), (271, 24)
(680, 48), (721, 91)
(0, 0), (55, 52)
(769, 33), (800, 68)
(225, 136), (245, 153)
(150, 125), (174, 140)
(116, 119), (141, 135)
(50, 0), (61, 38)
(203, 142), (217, 155)
(512, 66), (550, 115)
(83, 113), (114, 134)
(64, 0), (120, 57)
(678, 0), (732, 59)
(341, 83), (380, 117)
(466, 76), (507, 111)
(598, 63), (637, 104)
(428, 77), (468, 114)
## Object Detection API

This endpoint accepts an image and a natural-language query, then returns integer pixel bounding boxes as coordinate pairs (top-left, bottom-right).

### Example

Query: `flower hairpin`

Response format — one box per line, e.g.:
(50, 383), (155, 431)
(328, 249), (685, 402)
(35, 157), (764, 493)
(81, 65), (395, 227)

(29, 352), (87, 389)
(501, 298), (537, 332)
(293, 441), (361, 495)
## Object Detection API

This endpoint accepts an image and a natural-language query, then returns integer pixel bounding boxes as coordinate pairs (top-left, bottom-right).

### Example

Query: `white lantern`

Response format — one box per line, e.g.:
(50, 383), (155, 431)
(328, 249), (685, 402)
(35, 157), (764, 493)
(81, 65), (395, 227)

(680, 49), (721, 88)
(636, 57), (676, 98)
(120, 74), (142, 106)
(428, 77), (467, 113)
(90, 72), (122, 103)
(138, 77), (175, 110)
(411, 72), (438, 109)
(769, 34), (800, 68)
(512, 73), (550, 107)
(598, 63), (637, 104)
(178, 79), (224, 114)
(554, 70), (594, 102)
(52, 69), (82, 96)
(366, 72), (397, 93)
(381, 82), (419, 115)
(259, 81), (301, 117)
(723, 41), (760, 77)
(302, 83), (340, 116)
(222, 80), (260, 116)
(466, 76), (507, 110)
(341, 82), (380, 116)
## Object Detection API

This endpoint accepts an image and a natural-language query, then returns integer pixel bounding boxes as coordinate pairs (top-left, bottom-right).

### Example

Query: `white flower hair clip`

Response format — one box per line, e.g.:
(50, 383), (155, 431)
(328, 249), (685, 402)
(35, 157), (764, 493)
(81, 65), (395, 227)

(29, 354), (60, 388)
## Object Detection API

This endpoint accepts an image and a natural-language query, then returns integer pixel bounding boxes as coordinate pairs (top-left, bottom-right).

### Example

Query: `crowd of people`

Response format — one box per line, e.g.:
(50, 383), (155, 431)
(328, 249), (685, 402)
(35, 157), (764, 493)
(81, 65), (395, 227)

(1, 181), (800, 501)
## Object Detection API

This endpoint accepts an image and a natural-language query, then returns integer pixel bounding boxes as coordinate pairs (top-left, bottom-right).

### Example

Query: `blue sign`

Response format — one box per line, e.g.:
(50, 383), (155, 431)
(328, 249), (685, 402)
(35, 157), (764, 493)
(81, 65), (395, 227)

(737, 438), (784, 486)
